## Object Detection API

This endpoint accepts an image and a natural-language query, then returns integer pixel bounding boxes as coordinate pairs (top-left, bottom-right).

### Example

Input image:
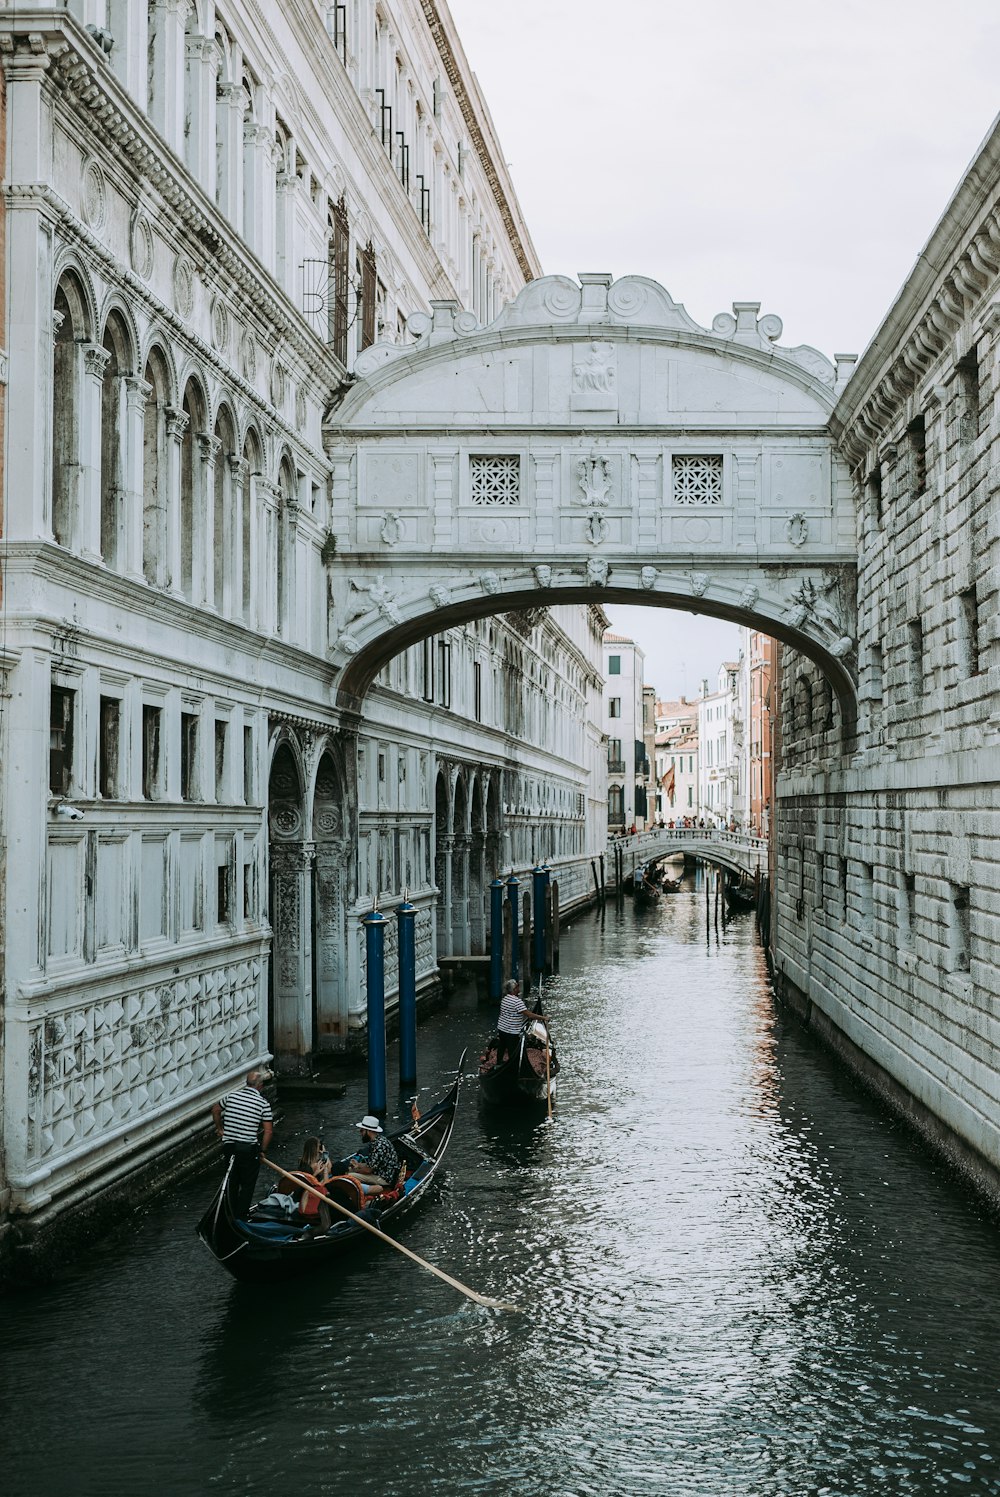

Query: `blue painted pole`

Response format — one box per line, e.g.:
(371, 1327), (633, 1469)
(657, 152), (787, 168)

(363, 908), (387, 1115)
(506, 872), (520, 980)
(489, 877), (505, 1002)
(396, 898), (417, 1090)
(532, 865), (547, 978)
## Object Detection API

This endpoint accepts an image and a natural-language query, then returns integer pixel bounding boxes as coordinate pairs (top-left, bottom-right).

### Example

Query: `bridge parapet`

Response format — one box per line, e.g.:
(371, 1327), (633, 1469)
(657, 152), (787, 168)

(613, 827), (768, 878)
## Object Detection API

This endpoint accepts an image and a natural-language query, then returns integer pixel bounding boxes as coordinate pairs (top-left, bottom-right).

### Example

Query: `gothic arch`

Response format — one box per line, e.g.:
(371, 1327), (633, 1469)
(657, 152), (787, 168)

(98, 297), (140, 374)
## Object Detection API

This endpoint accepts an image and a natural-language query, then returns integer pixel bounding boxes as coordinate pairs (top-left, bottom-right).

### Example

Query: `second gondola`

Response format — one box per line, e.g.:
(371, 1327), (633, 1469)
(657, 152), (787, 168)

(479, 1018), (559, 1108)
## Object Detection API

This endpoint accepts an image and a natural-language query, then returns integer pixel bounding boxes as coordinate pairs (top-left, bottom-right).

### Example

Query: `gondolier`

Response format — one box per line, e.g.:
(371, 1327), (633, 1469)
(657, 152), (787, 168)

(494, 978), (546, 1067)
(211, 1068), (274, 1219)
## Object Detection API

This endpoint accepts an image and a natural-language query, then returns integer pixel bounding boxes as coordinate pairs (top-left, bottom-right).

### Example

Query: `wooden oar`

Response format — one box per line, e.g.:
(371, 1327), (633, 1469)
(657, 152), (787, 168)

(260, 1156), (518, 1313)
(539, 973), (553, 1120)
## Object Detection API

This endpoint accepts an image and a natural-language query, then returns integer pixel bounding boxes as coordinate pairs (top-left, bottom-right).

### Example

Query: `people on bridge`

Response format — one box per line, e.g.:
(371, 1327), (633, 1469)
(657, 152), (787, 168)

(211, 1068), (274, 1219)
(493, 978), (547, 1068)
(346, 1116), (401, 1198)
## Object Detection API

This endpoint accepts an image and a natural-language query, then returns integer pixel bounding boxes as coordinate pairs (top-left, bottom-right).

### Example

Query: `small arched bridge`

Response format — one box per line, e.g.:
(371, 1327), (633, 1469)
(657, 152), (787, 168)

(614, 827), (769, 879)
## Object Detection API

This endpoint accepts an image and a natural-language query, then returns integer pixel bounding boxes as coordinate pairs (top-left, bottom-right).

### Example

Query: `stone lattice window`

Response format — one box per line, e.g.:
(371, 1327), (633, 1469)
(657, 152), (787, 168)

(470, 455), (520, 505)
(672, 454), (723, 504)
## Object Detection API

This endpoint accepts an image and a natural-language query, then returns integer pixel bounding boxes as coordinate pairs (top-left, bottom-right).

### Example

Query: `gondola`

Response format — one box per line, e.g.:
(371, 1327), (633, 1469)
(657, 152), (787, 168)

(479, 1018), (559, 1107)
(723, 875), (757, 913)
(196, 1052), (465, 1284)
(633, 865), (661, 905)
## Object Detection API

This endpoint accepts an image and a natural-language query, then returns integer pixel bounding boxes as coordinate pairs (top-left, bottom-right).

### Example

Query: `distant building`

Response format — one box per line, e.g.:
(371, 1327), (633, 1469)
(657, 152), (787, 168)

(604, 633), (647, 830)
(747, 632), (775, 836)
(653, 697), (699, 820)
(698, 662), (741, 825)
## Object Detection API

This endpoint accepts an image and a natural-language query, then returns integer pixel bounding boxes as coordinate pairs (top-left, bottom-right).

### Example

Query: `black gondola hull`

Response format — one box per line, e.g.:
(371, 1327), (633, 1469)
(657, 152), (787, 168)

(197, 1055), (464, 1283)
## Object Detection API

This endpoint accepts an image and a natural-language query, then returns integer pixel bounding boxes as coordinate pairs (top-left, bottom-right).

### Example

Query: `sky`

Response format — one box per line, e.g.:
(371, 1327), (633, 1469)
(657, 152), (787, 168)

(446, 0), (1000, 700)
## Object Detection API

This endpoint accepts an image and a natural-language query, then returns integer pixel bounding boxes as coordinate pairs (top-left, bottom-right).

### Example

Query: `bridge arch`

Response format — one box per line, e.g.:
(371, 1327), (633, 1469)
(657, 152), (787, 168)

(324, 273), (861, 737)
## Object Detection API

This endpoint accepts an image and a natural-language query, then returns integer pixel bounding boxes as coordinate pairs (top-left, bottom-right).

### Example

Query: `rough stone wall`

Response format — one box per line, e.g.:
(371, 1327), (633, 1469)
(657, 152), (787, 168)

(773, 113), (1000, 1203)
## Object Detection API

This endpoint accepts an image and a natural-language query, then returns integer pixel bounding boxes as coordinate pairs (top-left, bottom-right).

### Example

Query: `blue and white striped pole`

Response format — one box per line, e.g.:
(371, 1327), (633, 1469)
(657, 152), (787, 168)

(363, 907), (387, 1115)
(397, 897), (417, 1091)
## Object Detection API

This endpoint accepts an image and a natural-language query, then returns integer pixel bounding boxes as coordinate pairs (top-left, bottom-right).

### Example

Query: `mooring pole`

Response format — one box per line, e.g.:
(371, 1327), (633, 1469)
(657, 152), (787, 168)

(522, 891), (532, 980)
(397, 896), (417, 1091)
(489, 876), (504, 1003)
(363, 906), (388, 1115)
(506, 871), (520, 980)
(532, 865), (547, 978)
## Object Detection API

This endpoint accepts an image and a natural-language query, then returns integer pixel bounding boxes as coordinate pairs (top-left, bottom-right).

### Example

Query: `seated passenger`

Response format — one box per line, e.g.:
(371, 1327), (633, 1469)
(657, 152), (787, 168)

(346, 1115), (401, 1198)
(288, 1136), (332, 1228)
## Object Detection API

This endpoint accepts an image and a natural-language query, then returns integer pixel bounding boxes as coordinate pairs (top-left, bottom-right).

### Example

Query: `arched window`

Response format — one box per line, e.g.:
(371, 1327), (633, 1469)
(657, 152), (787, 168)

(795, 674), (814, 736)
(51, 275), (88, 548)
(142, 346), (171, 584)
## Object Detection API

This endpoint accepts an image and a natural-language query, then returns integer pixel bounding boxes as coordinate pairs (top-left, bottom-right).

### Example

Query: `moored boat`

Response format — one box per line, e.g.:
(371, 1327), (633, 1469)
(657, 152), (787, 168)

(723, 875), (757, 913)
(479, 1018), (558, 1107)
(197, 1052), (465, 1283)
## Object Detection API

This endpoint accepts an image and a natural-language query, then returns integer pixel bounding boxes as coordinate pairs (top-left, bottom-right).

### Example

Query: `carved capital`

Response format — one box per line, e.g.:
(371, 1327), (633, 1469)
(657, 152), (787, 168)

(197, 431), (222, 463)
(83, 344), (111, 380)
(165, 407), (190, 441)
(125, 376), (153, 412)
(228, 454), (249, 482)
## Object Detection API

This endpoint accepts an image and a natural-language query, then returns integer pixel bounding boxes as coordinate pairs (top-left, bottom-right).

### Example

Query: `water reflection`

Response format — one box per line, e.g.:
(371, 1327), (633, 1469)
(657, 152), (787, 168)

(4, 887), (1000, 1496)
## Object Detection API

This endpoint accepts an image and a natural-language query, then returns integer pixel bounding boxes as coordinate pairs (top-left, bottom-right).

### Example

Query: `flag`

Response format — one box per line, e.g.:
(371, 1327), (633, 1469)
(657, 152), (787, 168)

(661, 764), (676, 804)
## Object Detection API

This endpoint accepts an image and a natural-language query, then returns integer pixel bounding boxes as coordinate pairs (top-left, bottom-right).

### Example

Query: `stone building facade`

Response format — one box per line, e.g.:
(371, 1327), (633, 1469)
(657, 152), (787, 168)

(0, 3), (606, 1239)
(772, 112), (1000, 1200)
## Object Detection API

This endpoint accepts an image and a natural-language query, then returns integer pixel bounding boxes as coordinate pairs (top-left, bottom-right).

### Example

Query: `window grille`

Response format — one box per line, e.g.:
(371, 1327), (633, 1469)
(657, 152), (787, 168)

(327, 4), (347, 65)
(672, 454), (723, 504)
(470, 455), (520, 505)
(329, 196), (350, 362)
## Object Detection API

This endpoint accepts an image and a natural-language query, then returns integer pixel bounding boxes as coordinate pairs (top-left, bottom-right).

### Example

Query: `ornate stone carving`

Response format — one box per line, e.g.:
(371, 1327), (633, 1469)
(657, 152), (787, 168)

(585, 556), (609, 587)
(533, 564), (552, 588)
(346, 575), (402, 625)
(81, 158), (107, 230)
(129, 209), (153, 279)
(84, 345), (111, 380)
(689, 572), (710, 597)
(587, 513), (608, 545)
(786, 513), (809, 548)
(165, 408), (190, 442)
(337, 632), (361, 654)
(379, 512), (403, 545)
(640, 566), (658, 589)
(479, 571), (501, 595)
(240, 331), (257, 383)
(270, 360), (287, 408)
(211, 297), (229, 353)
(429, 584), (451, 609)
(25, 962), (262, 1166)
(572, 342), (616, 395)
(295, 387), (307, 430)
(576, 453), (613, 506)
(173, 255), (195, 319)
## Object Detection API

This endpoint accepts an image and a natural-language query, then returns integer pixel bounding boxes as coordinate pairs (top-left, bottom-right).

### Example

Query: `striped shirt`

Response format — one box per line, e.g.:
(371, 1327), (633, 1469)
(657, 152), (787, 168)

(498, 992), (529, 1035)
(220, 1085), (273, 1144)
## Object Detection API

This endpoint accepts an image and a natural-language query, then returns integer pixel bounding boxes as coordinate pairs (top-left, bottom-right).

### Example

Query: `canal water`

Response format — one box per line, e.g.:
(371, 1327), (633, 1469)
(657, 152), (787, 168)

(4, 875), (1000, 1497)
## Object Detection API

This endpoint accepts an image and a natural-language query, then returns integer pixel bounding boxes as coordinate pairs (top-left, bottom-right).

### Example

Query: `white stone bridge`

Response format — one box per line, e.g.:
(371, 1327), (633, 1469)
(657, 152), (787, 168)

(614, 827), (769, 880)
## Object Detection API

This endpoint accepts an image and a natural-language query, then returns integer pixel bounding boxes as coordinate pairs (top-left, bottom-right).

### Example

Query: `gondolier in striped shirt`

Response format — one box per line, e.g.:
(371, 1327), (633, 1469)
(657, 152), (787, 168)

(211, 1069), (274, 1219)
(494, 979), (547, 1068)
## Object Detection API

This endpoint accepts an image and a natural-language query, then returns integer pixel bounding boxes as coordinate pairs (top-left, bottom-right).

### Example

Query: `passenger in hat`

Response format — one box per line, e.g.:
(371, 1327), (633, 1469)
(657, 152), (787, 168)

(346, 1114), (400, 1197)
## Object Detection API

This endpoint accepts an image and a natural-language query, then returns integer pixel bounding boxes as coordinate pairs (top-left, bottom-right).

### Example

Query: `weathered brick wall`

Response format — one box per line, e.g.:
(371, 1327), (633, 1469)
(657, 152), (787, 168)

(772, 116), (1000, 1202)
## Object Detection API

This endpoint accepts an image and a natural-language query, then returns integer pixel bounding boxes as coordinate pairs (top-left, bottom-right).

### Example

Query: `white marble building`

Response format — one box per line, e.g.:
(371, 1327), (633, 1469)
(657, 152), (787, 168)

(0, 2), (605, 1236)
(603, 632), (647, 831)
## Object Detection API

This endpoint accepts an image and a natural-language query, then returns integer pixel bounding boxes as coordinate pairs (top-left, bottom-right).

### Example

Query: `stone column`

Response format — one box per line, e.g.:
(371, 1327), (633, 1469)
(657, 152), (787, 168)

(275, 172), (298, 296)
(80, 344), (110, 564)
(284, 497), (299, 644)
(451, 833), (470, 955)
(257, 478), (280, 632)
(229, 455), (248, 622)
(242, 121), (270, 258)
(196, 431), (221, 609)
(124, 376), (151, 583)
(216, 81), (247, 228)
(244, 468), (259, 628)
(164, 407), (188, 597)
(184, 34), (217, 195)
(436, 834), (454, 959)
(148, 0), (191, 155)
(269, 841), (316, 1074)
